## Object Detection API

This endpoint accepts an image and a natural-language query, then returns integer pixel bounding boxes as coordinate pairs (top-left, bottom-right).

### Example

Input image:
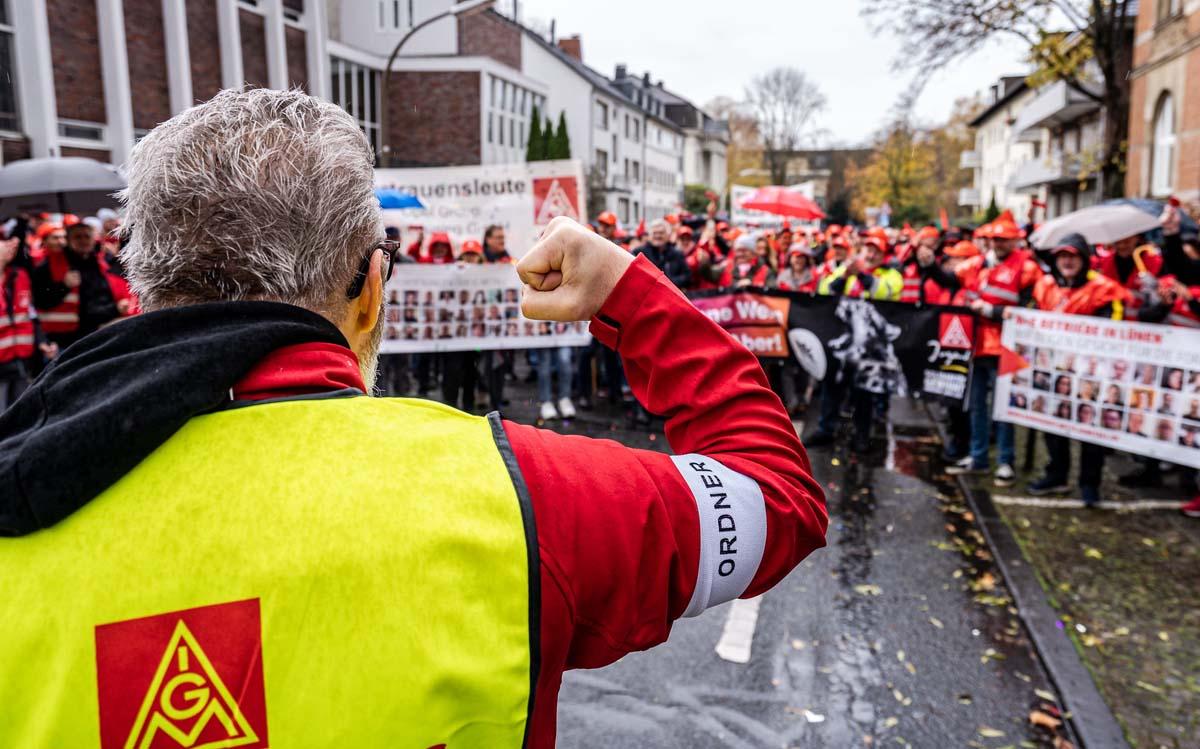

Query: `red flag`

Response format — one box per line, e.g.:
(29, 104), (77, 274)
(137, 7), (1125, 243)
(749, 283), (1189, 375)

(635, 218), (647, 238)
(998, 345), (1030, 377)
(939, 207), (950, 232)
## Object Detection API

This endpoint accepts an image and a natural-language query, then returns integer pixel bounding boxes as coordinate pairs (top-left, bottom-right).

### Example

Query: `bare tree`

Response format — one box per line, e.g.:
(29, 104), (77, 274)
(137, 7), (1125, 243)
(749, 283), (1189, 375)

(861, 0), (1136, 199)
(743, 68), (828, 185)
(706, 96), (766, 191)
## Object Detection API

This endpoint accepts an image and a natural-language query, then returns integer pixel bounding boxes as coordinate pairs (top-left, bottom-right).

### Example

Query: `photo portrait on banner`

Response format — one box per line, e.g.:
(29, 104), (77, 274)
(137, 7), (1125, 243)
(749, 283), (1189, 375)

(382, 264), (591, 354)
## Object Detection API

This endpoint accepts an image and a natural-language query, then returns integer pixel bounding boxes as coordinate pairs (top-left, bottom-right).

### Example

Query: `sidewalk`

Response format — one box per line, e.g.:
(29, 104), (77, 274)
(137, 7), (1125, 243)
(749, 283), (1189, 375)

(950, 420), (1200, 747)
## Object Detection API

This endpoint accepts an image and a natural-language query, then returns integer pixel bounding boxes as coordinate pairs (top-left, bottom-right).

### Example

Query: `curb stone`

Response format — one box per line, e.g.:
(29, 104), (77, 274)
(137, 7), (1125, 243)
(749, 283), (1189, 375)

(923, 403), (1130, 749)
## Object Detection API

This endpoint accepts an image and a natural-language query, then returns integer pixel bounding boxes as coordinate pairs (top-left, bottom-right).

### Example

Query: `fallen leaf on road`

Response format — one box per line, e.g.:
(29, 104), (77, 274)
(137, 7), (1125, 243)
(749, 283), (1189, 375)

(1052, 738), (1074, 749)
(929, 617), (944, 629)
(803, 709), (825, 723)
(957, 693), (973, 704)
(904, 662), (916, 674)
(855, 584), (883, 596)
(971, 572), (997, 592)
(791, 639), (806, 650)
(1034, 688), (1057, 703)
(831, 458), (841, 466)
(1013, 671), (1032, 682)
(978, 727), (1005, 738)
(952, 569), (963, 578)
(1029, 710), (1061, 729)
(896, 650), (905, 662)
(892, 688), (905, 703)
(883, 716), (898, 728)
(1157, 631), (1170, 642)
(1135, 680), (1163, 694)
(1141, 537), (1155, 547)
(1083, 547), (1103, 559)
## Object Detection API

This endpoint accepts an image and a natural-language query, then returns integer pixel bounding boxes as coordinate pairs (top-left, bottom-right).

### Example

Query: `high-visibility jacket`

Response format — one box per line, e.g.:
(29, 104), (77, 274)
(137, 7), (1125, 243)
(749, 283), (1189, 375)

(1167, 287), (1200, 328)
(818, 263), (903, 301)
(0, 265), (35, 363)
(38, 251), (131, 335)
(0, 396), (537, 748)
(898, 263), (952, 305)
(958, 249), (1043, 357)
(1032, 271), (1130, 319)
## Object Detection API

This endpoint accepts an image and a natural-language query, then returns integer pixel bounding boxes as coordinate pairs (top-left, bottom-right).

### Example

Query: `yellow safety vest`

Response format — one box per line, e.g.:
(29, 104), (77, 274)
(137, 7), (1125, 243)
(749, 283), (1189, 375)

(0, 396), (537, 748)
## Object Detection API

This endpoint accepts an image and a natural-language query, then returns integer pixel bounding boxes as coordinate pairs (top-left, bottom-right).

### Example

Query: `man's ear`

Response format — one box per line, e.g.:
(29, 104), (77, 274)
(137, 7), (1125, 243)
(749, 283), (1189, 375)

(358, 249), (384, 336)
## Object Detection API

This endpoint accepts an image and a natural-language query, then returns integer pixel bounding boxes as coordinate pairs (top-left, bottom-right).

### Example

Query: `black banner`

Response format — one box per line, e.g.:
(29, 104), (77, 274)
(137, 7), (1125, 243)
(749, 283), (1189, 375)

(690, 288), (977, 408)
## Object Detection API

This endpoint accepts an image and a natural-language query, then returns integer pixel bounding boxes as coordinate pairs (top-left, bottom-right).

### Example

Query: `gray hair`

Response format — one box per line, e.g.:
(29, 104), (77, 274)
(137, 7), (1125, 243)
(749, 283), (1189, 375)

(649, 218), (670, 234)
(118, 87), (381, 314)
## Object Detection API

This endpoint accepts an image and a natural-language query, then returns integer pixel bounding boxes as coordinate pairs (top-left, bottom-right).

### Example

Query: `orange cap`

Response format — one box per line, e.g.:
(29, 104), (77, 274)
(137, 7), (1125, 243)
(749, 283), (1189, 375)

(945, 240), (980, 258)
(35, 222), (64, 240)
(917, 226), (939, 240)
(460, 239), (483, 255)
(597, 211), (618, 226)
(989, 210), (1024, 239)
(664, 214), (680, 225)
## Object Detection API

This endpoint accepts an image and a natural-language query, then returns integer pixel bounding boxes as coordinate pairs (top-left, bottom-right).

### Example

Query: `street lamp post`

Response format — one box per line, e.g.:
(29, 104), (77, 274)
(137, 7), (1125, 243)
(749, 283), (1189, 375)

(379, 0), (495, 167)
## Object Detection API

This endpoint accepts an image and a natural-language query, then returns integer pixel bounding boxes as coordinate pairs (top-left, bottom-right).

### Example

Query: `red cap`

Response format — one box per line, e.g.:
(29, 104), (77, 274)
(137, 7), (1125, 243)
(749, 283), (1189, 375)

(35, 222), (63, 240)
(989, 210), (1024, 239)
(1168, 196), (1182, 207)
(62, 214), (81, 227)
(716, 221), (729, 232)
(945, 240), (980, 258)
(429, 231), (452, 247)
(597, 211), (618, 226)
(917, 226), (939, 241)
(864, 236), (887, 252)
(780, 219), (792, 232)
(676, 225), (694, 238)
(827, 224), (843, 236)
(460, 239), (483, 255)
(831, 236), (852, 250)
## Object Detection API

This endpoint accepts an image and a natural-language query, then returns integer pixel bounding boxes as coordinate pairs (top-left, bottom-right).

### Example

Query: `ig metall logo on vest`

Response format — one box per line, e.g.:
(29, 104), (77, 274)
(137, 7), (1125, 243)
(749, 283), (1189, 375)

(94, 598), (268, 749)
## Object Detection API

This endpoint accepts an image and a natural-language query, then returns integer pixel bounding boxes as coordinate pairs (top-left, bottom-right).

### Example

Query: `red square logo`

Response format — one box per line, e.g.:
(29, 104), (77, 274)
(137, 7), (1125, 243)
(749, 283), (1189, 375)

(532, 176), (580, 225)
(939, 313), (975, 350)
(95, 598), (268, 749)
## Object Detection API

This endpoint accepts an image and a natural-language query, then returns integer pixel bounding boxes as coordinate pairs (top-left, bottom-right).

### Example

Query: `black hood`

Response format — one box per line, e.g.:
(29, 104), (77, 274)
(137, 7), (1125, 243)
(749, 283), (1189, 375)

(0, 302), (351, 536)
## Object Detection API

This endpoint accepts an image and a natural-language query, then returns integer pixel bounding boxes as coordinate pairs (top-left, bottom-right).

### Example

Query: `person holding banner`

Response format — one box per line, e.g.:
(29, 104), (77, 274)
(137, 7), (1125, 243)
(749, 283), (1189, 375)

(947, 212), (1042, 487)
(1022, 234), (1132, 507)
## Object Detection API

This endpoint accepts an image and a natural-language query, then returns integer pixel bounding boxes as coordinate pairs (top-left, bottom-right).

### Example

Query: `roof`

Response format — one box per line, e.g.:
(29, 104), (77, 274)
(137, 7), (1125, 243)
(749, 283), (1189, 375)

(969, 76), (1030, 128)
(513, 15), (681, 131)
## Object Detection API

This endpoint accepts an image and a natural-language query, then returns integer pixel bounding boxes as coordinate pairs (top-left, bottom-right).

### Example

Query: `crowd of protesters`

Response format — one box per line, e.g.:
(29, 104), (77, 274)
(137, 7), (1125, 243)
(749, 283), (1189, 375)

(3, 197), (1199, 516)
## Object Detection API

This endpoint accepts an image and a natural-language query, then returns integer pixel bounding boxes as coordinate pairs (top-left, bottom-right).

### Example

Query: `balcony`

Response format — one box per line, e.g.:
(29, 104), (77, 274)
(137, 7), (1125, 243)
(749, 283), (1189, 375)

(607, 174), (633, 192)
(1010, 80), (1102, 142)
(1009, 151), (1092, 192)
(959, 150), (981, 170)
(958, 188), (981, 207)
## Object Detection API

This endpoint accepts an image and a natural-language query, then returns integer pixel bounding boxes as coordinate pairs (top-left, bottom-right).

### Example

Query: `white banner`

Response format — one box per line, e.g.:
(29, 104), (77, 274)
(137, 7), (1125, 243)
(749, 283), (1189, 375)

(381, 264), (591, 354)
(375, 159), (585, 259)
(994, 308), (1200, 468)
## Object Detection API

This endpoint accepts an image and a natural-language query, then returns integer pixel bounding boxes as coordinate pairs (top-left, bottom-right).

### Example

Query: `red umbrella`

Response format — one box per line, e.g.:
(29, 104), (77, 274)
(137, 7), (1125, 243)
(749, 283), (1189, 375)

(739, 186), (826, 221)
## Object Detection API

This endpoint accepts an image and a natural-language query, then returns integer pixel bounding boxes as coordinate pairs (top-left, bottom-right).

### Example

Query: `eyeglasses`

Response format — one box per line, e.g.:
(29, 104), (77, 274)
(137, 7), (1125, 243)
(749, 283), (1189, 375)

(346, 240), (402, 299)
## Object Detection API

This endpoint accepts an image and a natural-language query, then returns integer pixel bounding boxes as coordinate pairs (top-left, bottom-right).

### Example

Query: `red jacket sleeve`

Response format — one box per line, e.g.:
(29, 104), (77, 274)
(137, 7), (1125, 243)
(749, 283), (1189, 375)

(504, 255), (827, 669)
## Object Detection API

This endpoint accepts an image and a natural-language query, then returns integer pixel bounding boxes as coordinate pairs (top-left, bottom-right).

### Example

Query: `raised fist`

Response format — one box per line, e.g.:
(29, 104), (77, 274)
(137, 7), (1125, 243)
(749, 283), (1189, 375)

(517, 216), (634, 322)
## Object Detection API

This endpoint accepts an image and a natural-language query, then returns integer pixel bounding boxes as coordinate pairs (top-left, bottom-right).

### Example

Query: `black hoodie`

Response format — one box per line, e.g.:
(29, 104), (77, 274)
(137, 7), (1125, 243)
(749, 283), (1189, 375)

(0, 302), (351, 536)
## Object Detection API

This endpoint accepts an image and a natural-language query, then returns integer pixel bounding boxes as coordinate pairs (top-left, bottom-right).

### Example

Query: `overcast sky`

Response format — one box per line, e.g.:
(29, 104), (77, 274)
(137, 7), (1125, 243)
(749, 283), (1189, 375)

(512, 0), (1032, 145)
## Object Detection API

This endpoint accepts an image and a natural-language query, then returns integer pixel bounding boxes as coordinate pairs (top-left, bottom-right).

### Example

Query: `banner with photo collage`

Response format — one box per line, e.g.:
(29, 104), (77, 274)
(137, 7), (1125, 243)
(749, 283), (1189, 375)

(380, 264), (591, 354)
(994, 308), (1200, 469)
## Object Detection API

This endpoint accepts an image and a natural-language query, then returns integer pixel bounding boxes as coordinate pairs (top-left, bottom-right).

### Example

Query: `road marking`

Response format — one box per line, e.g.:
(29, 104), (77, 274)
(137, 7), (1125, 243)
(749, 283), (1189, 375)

(992, 495), (1184, 511)
(884, 420), (896, 471)
(715, 595), (763, 664)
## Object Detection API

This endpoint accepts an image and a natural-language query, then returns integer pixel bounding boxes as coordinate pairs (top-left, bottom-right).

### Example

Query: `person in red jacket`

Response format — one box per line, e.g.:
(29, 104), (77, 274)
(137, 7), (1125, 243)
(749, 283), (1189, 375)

(420, 231), (454, 264)
(1094, 233), (1163, 319)
(0, 89), (828, 745)
(31, 221), (134, 349)
(709, 234), (774, 287)
(0, 237), (37, 411)
(947, 212), (1042, 486)
(776, 244), (818, 292)
(1023, 234), (1132, 507)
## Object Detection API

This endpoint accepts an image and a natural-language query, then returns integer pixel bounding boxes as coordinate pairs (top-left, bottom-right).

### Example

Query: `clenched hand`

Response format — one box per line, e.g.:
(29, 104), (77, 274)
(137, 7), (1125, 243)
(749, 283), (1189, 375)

(517, 217), (634, 321)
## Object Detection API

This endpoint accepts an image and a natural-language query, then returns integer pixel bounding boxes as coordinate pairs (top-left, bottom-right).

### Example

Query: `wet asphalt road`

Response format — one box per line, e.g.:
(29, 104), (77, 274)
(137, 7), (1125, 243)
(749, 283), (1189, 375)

(511, 395), (1065, 748)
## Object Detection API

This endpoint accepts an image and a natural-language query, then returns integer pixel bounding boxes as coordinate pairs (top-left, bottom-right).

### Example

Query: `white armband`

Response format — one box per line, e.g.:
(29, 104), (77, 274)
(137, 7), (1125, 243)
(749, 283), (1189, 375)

(671, 454), (767, 617)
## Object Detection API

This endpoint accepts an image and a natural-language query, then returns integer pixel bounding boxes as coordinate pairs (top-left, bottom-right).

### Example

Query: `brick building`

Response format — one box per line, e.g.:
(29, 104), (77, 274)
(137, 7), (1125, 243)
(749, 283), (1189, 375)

(1, 0), (327, 165)
(0, 1), (687, 223)
(1127, 0), (1200, 204)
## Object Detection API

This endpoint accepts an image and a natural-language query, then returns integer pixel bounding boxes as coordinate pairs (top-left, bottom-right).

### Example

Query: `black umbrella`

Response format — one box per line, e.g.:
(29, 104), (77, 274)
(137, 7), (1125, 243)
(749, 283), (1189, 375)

(0, 157), (125, 216)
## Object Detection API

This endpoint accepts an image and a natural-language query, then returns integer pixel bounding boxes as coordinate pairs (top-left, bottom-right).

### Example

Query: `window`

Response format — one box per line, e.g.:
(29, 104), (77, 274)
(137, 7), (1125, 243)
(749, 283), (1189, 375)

(0, 1), (16, 132)
(498, 116), (504, 146)
(1151, 92), (1176, 197)
(618, 198), (630, 224)
(1157, 0), (1182, 22)
(595, 149), (608, 179)
(330, 58), (382, 157)
(631, 161), (641, 182)
(631, 120), (640, 143)
(595, 100), (608, 129)
(379, 0), (409, 30)
(633, 201), (640, 220)
(487, 114), (493, 144)
(612, 133), (618, 161)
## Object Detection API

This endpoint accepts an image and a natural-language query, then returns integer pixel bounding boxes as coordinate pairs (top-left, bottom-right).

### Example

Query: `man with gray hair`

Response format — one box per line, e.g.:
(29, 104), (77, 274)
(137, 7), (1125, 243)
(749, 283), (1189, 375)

(0, 88), (825, 746)
(633, 217), (692, 289)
